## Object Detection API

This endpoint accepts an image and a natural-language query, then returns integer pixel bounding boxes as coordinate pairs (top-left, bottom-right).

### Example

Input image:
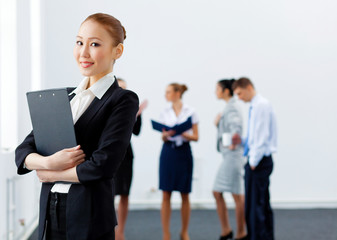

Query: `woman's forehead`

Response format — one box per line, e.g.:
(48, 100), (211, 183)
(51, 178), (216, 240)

(78, 20), (111, 41)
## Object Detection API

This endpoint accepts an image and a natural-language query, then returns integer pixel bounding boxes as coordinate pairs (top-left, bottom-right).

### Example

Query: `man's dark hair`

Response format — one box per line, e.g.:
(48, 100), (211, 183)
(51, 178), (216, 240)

(232, 77), (254, 90)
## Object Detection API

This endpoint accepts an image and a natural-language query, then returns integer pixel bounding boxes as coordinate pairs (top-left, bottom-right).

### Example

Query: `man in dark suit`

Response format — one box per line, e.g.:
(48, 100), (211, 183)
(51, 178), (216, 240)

(232, 77), (277, 240)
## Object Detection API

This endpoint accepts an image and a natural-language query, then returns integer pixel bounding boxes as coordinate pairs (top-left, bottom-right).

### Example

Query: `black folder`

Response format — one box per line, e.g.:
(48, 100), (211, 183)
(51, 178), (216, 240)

(151, 117), (192, 136)
(26, 88), (77, 156)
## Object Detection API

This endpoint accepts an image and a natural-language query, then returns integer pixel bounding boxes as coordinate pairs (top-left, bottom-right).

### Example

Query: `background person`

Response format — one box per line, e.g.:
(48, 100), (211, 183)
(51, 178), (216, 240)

(114, 78), (147, 240)
(232, 77), (277, 240)
(158, 83), (199, 240)
(213, 79), (247, 240)
(15, 13), (138, 240)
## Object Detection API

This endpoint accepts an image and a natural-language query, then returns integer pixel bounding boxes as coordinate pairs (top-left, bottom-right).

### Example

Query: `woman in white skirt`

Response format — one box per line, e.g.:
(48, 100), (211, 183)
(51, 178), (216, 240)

(213, 79), (247, 240)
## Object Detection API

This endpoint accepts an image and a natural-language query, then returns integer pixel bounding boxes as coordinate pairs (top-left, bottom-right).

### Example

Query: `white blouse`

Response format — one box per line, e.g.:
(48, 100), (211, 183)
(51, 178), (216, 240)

(51, 72), (115, 193)
(159, 103), (199, 146)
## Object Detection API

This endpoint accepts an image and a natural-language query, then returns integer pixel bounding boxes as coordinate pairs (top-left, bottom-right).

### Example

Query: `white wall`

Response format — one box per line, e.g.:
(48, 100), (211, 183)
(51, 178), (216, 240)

(0, 0), (41, 239)
(1, 1), (337, 238)
(40, 0), (337, 207)
(1, 6), (334, 238)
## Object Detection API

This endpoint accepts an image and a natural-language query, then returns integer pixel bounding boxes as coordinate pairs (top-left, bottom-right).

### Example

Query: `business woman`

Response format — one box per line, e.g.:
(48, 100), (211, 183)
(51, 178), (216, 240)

(114, 78), (147, 240)
(159, 83), (199, 240)
(213, 79), (247, 240)
(15, 13), (138, 240)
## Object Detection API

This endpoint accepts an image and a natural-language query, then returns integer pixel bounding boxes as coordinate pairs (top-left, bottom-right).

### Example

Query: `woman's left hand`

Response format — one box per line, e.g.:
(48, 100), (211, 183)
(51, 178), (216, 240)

(228, 144), (236, 150)
(181, 132), (190, 139)
(181, 124), (199, 142)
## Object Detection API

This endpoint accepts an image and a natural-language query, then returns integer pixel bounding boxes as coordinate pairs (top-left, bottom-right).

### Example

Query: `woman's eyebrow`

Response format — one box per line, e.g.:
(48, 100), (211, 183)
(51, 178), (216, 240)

(88, 37), (103, 41)
(76, 36), (103, 41)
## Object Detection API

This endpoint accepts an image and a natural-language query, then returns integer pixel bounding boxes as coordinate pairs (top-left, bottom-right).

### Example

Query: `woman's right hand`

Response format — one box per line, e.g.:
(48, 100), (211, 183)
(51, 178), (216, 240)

(46, 145), (85, 170)
(214, 113), (221, 126)
(162, 129), (175, 142)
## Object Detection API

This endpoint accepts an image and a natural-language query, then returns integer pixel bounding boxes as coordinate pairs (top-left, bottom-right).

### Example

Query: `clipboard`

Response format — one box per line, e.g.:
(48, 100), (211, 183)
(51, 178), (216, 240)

(26, 88), (77, 156)
(151, 117), (192, 136)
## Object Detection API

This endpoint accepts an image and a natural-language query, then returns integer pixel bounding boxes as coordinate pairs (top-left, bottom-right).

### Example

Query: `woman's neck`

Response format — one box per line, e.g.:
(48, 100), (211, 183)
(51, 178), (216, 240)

(86, 69), (113, 89)
(172, 100), (183, 116)
(223, 95), (232, 102)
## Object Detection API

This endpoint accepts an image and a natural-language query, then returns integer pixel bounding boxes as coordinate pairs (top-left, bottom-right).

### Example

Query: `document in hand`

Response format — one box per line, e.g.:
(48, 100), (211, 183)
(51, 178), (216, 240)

(151, 117), (192, 136)
(26, 88), (77, 156)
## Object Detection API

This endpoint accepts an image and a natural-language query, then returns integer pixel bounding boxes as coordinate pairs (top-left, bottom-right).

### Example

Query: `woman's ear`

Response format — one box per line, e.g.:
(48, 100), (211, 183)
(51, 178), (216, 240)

(113, 43), (124, 60)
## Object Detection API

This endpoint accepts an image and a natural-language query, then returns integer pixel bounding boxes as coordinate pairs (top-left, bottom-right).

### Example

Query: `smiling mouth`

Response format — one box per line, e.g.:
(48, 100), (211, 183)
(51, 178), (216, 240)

(80, 62), (94, 68)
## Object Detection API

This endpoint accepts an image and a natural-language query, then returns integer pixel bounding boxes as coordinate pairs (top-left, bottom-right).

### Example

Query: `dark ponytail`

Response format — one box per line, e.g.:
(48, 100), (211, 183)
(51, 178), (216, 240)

(217, 79), (235, 96)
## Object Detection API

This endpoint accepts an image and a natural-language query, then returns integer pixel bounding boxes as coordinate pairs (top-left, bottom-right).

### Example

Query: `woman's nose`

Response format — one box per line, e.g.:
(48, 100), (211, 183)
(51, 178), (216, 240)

(80, 44), (90, 58)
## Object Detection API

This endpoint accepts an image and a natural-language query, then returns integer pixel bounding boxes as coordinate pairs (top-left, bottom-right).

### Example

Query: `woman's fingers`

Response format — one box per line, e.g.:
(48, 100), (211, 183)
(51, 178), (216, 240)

(167, 130), (175, 136)
(68, 149), (84, 158)
(74, 154), (86, 163)
(63, 145), (81, 152)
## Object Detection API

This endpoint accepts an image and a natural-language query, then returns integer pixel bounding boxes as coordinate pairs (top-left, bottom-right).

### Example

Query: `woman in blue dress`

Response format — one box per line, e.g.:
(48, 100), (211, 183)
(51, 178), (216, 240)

(159, 83), (199, 240)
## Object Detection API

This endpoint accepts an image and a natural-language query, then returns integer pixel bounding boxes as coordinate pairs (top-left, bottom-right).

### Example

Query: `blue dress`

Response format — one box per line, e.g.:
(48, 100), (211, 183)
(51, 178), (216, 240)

(159, 141), (193, 193)
(158, 103), (198, 193)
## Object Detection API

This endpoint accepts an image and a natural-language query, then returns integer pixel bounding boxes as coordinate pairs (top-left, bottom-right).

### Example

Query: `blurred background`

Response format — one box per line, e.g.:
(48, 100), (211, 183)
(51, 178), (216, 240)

(1, 0), (336, 239)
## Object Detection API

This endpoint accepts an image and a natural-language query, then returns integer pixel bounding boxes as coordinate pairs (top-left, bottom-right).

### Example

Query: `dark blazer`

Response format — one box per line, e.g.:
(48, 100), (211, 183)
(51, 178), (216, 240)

(15, 79), (139, 240)
(114, 115), (142, 195)
(126, 115), (142, 160)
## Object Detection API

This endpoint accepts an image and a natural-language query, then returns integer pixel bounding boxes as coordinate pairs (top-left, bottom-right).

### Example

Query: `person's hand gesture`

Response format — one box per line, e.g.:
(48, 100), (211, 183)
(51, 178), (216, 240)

(46, 145), (85, 170)
(162, 129), (176, 142)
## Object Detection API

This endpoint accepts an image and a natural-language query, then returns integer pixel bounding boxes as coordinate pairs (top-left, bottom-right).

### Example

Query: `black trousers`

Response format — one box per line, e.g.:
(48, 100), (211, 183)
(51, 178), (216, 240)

(245, 155), (274, 240)
(46, 192), (115, 240)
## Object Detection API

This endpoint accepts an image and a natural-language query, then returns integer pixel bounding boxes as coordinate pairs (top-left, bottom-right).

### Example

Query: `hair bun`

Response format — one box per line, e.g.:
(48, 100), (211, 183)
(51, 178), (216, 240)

(122, 26), (126, 40)
(181, 84), (188, 94)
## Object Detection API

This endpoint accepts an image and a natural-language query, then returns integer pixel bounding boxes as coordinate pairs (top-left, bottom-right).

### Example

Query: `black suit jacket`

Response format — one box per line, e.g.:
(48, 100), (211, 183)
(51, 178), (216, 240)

(126, 115), (142, 160)
(15, 79), (139, 240)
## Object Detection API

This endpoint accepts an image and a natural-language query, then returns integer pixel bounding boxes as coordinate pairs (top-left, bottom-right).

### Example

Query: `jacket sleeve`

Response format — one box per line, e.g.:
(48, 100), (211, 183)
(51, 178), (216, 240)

(15, 131), (36, 175)
(76, 90), (139, 184)
(132, 115), (142, 136)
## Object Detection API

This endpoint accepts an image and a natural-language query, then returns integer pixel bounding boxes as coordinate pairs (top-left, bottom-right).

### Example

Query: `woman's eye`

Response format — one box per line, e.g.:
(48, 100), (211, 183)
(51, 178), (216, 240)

(76, 41), (83, 46)
(91, 42), (100, 47)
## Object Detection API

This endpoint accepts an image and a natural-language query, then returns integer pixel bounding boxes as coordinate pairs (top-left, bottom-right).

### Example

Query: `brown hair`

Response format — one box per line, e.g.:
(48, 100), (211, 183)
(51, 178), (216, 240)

(232, 77), (254, 90)
(169, 83), (188, 98)
(83, 13), (126, 46)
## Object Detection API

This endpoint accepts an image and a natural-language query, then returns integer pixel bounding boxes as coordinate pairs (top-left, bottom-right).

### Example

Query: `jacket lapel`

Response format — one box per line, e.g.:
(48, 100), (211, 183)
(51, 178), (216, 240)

(67, 88), (76, 101)
(74, 79), (119, 130)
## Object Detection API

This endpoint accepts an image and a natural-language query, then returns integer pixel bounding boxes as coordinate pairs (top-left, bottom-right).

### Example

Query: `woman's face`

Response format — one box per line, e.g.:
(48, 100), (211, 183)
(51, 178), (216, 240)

(215, 84), (224, 99)
(165, 86), (179, 102)
(73, 20), (123, 83)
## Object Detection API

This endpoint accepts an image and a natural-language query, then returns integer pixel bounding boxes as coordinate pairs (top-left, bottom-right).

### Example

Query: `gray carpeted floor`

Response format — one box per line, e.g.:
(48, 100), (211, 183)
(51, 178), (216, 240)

(123, 209), (337, 240)
(29, 208), (337, 240)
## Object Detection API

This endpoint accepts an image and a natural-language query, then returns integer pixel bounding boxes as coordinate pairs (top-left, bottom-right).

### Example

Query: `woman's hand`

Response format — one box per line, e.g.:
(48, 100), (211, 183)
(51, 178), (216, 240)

(228, 144), (236, 150)
(136, 99), (148, 117)
(231, 133), (242, 145)
(214, 113), (221, 126)
(162, 129), (175, 142)
(46, 145), (85, 170)
(228, 133), (242, 151)
(181, 124), (199, 142)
